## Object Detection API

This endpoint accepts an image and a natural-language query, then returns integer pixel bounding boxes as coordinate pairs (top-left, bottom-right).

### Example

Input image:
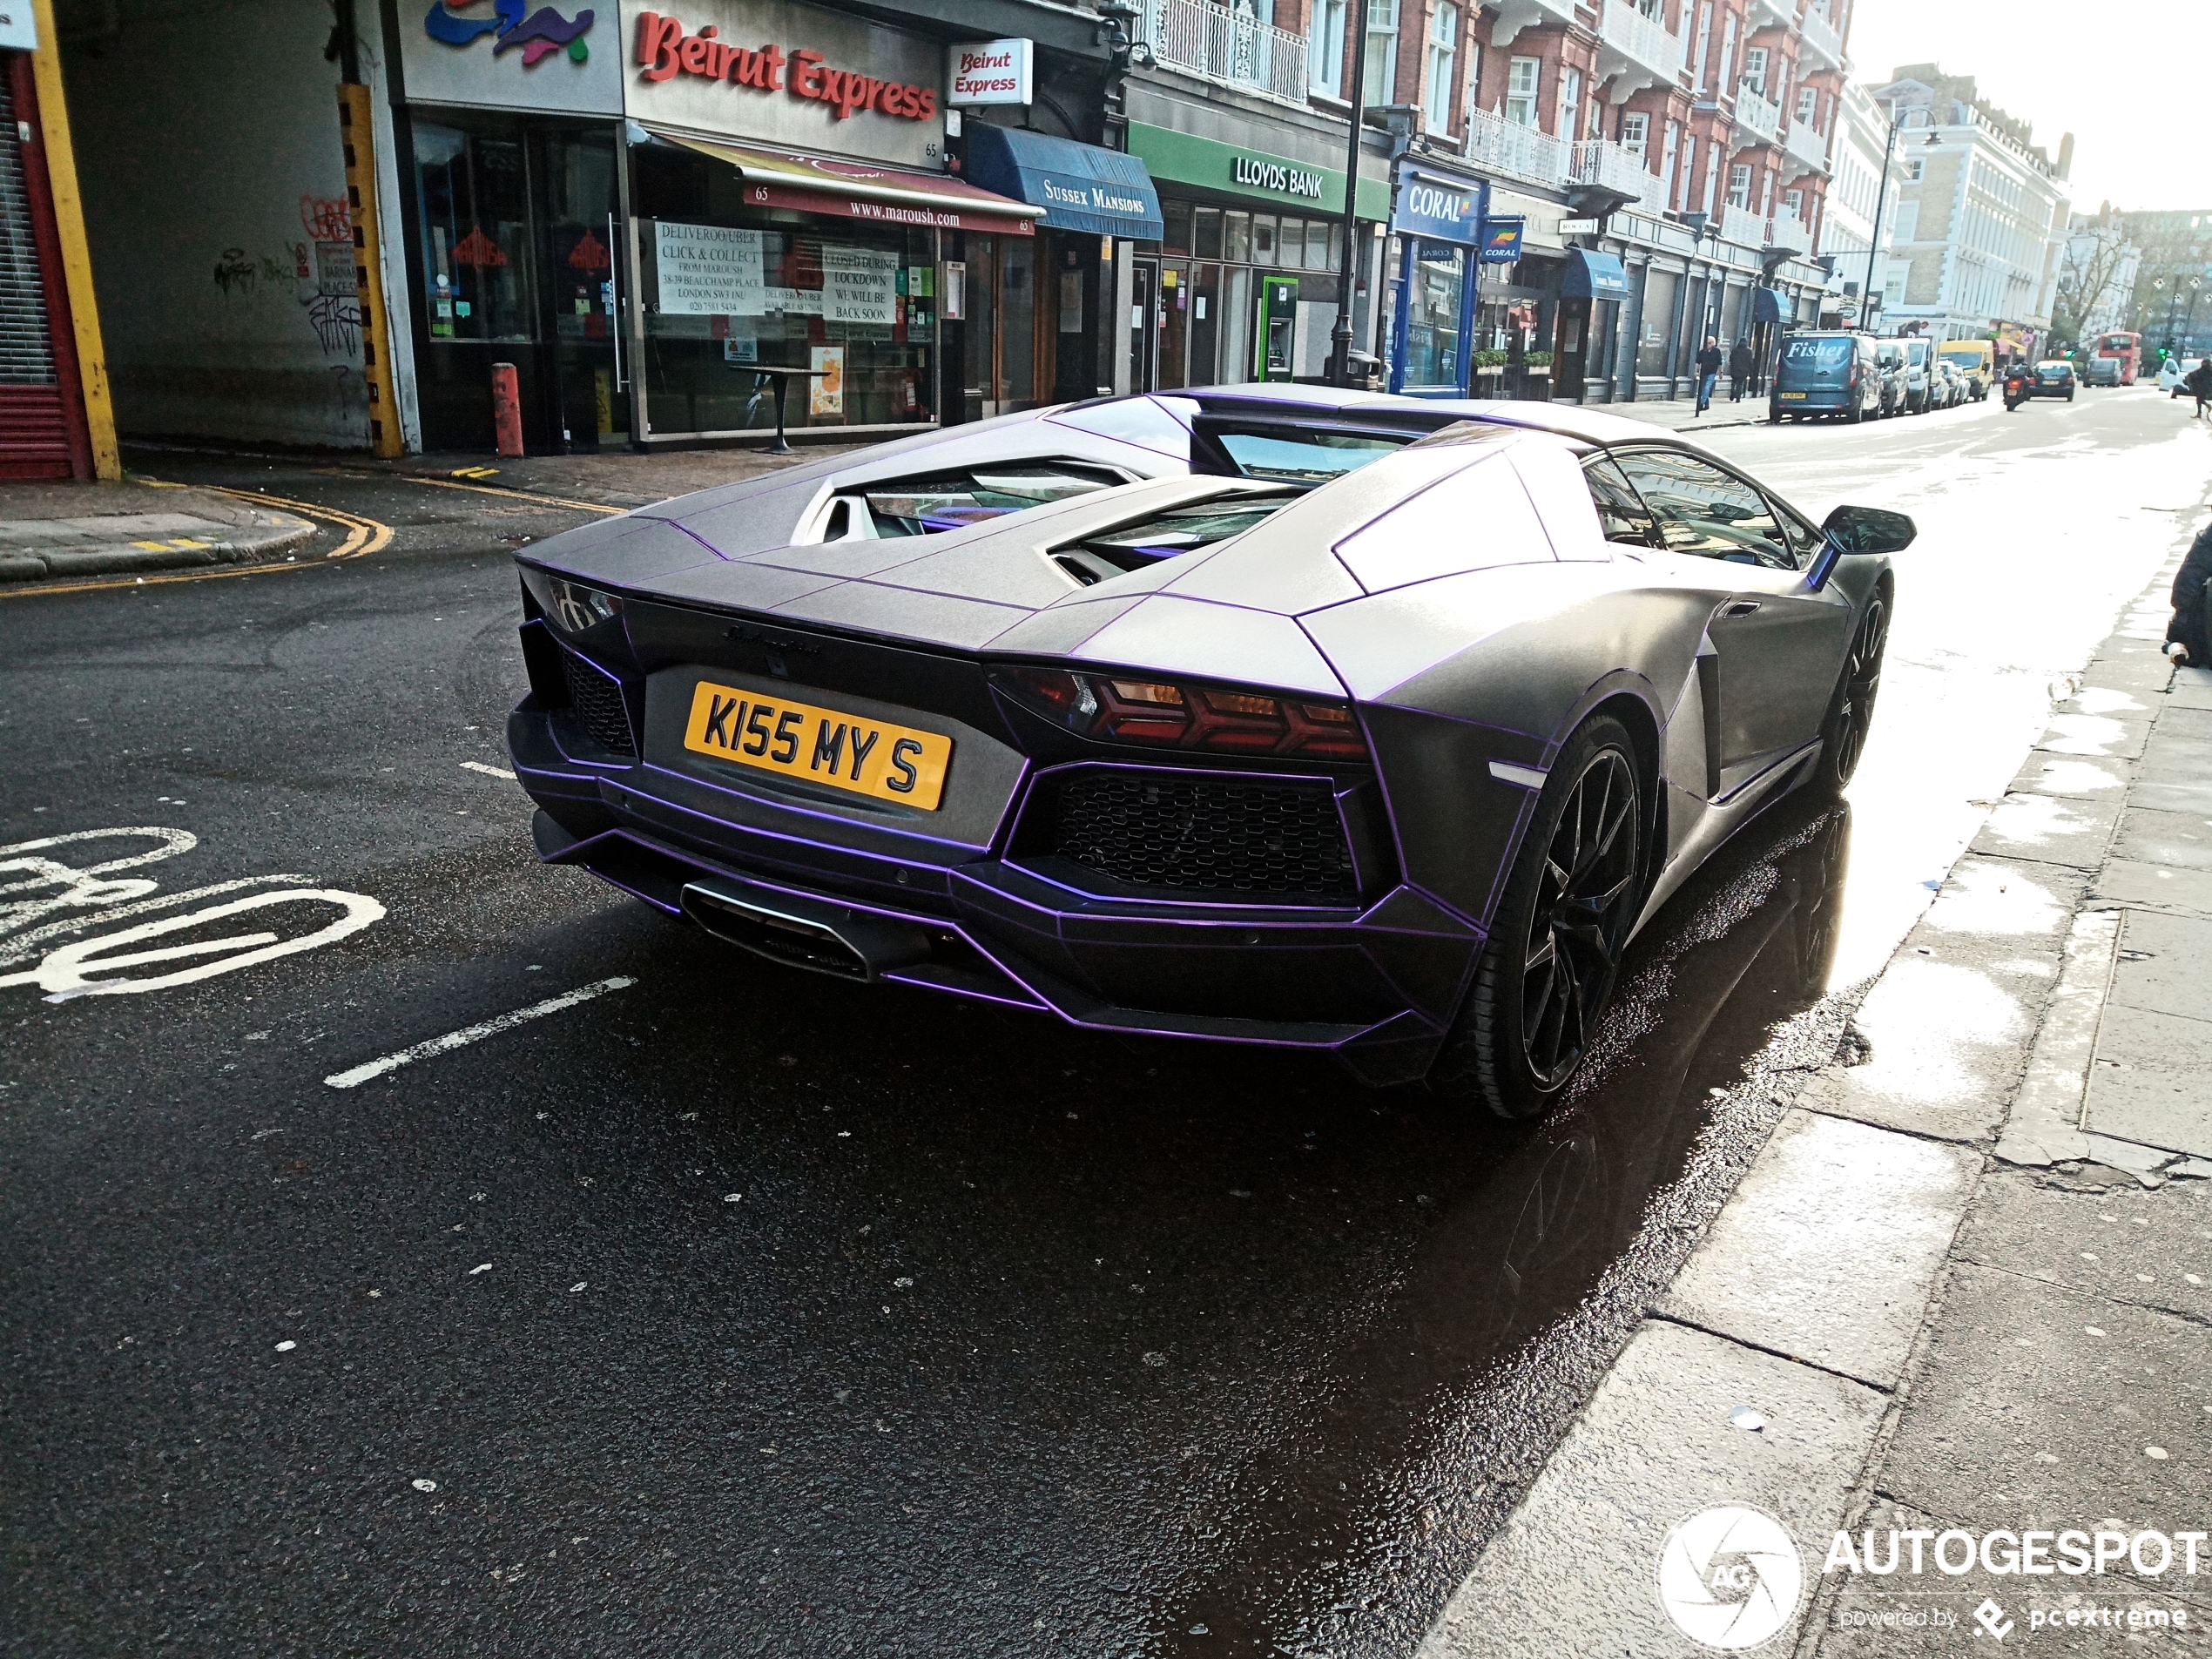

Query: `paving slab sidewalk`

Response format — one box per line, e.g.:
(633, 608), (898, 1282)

(1421, 556), (2212, 1656)
(0, 479), (316, 585)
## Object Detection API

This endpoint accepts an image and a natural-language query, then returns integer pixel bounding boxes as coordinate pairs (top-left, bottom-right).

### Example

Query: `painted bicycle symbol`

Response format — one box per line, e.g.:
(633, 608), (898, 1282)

(0, 826), (382, 1003)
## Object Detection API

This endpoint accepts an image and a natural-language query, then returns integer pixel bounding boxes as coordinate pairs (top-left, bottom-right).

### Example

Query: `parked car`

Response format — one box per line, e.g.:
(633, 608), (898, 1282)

(1770, 331), (1881, 422)
(1932, 360), (1966, 408)
(1937, 339), (1993, 401)
(1898, 338), (1935, 414)
(2083, 354), (2122, 387)
(506, 385), (1909, 1119)
(2029, 359), (2077, 401)
(2159, 356), (2196, 395)
(1873, 341), (1910, 416)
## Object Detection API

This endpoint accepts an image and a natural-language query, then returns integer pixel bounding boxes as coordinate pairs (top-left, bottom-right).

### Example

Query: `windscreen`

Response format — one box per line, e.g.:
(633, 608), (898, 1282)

(1939, 345), (1983, 363)
(2099, 335), (2134, 353)
(1215, 429), (1408, 484)
(855, 463), (1123, 537)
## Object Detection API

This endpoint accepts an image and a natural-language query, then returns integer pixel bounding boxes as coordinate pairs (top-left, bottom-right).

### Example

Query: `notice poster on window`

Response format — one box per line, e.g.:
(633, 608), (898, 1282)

(822, 246), (899, 326)
(810, 346), (845, 417)
(655, 221), (765, 315)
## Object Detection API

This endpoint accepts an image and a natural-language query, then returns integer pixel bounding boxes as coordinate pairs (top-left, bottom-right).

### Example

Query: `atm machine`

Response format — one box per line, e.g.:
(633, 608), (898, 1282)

(1258, 275), (1298, 381)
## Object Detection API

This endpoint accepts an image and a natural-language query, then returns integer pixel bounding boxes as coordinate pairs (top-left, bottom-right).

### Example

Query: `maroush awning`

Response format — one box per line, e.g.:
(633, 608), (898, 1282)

(1561, 249), (1630, 300)
(1754, 287), (1787, 323)
(651, 129), (1043, 236)
(963, 125), (1163, 240)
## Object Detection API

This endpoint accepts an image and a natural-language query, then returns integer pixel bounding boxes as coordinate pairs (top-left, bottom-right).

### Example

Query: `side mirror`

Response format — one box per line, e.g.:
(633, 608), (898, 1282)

(1822, 504), (1916, 555)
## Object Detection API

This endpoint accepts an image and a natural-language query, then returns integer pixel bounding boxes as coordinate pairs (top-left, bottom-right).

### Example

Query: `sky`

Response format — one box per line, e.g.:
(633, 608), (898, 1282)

(1845, 0), (2212, 212)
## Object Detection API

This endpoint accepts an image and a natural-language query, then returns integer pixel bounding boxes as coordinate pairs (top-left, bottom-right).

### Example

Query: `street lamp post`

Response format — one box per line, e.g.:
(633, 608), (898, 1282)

(1860, 99), (1906, 331)
(1329, 0), (1371, 385)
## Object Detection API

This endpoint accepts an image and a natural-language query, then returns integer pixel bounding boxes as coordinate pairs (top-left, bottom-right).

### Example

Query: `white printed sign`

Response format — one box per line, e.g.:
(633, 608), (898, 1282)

(948, 38), (1032, 105)
(823, 246), (899, 325)
(655, 221), (766, 316)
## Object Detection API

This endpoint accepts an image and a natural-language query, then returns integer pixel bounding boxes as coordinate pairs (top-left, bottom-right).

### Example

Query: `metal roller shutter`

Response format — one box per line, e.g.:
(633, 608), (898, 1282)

(0, 71), (71, 478)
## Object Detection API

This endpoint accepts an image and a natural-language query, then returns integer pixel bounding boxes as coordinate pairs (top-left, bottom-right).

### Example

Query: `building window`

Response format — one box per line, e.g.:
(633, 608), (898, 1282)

(1558, 67), (1581, 151)
(1506, 56), (1541, 128)
(1796, 86), (1817, 125)
(1661, 119), (1679, 197)
(1718, 17), (1737, 94)
(1728, 163), (1751, 209)
(1892, 201), (1920, 241)
(1310, 0), (1347, 97)
(1619, 111), (1649, 161)
(1904, 157), (1925, 182)
(1743, 46), (1767, 98)
(1784, 187), (1803, 215)
(1364, 0), (1399, 105)
(1425, 4), (1458, 134)
(1692, 1), (1712, 92)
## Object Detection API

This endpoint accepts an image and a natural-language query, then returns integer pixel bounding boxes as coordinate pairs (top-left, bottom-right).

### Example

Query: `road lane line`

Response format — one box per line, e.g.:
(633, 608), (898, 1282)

(459, 761), (516, 779)
(320, 469), (628, 516)
(323, 976), (637, 1089)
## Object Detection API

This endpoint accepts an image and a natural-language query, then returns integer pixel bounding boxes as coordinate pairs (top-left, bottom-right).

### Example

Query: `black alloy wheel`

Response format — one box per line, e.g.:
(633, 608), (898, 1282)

(1816, 597), (1888, 795)
(1432, 715), (1646, 1121)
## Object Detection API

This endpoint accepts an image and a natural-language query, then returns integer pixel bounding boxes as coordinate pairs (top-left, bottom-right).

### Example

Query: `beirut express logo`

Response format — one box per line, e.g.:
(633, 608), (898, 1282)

(425, 0), (594, 65)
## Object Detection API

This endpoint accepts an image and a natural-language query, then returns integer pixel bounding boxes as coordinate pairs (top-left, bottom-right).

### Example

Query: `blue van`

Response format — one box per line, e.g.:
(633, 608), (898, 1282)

(1769, 331), (1879, 423)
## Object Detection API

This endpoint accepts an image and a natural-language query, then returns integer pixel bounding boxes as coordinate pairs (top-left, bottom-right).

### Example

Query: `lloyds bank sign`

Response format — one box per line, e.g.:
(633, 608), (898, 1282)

(1231, 154), (1325, 200)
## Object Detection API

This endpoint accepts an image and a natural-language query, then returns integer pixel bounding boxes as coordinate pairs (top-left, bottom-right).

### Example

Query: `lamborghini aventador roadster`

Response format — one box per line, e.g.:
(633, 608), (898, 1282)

(507, 386), (1911, 1118)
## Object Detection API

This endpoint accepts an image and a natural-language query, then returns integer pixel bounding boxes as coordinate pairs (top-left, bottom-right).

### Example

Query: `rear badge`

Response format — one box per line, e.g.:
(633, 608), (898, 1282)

(682, 681), (952, 811)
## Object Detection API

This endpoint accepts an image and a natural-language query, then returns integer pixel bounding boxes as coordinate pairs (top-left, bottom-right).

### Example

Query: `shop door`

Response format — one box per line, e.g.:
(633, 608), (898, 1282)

(1130, 259), (1158, 392)
(961, 234), (1038, 418)
(1188, 262), (1222, 388)
(1157, 260), (1190, 390)
(536, 128), (625, 451)
(1554, 297), (1589, 401)
(0, 57), (87, 479)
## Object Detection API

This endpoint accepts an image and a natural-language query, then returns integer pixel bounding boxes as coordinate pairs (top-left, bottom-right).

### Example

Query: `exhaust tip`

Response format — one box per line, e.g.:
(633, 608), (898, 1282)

(680, 881), (930, 983)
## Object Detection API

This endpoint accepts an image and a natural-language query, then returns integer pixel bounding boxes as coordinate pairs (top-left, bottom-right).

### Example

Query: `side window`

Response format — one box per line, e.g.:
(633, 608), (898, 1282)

(1611, 449), (1797, 570)
(1770, 497), (1824, 566)
(1582, 455), (1657, 548)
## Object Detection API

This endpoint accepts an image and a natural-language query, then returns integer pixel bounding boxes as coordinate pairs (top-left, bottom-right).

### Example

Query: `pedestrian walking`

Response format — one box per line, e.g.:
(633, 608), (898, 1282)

(1729, 339), (1753, 403)
(2188, 357), (2212, 420)
(2166, 521), (2212, 665)
(1696, 336), (1723, 415)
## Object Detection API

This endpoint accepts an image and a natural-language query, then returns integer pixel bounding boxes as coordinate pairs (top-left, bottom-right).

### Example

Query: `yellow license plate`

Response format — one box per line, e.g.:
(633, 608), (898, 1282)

(682, 681), (952, 810)
(1778, 391), (1807, 400)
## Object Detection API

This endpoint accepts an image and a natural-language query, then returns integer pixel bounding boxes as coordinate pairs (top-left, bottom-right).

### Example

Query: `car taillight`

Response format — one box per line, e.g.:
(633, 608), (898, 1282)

(994, 666), (1369, 762)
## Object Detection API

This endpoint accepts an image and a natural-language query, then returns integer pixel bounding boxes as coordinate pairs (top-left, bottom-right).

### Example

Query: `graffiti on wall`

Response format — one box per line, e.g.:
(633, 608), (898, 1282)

(209, 192), (366, 360)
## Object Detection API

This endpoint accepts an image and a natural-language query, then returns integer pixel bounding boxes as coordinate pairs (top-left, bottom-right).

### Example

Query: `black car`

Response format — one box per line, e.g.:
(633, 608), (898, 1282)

(2028, 359), (2077, 401)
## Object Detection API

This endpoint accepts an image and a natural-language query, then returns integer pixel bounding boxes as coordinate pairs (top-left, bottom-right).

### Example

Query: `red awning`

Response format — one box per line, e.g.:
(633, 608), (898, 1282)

(651, 131), (1043, 237)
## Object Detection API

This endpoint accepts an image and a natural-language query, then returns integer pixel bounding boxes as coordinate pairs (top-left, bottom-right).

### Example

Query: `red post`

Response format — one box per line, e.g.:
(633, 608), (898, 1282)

(490, 362), (523, 459)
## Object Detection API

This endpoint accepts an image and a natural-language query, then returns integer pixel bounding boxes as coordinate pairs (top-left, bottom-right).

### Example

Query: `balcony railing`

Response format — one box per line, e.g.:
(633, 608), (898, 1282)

(1748, 0), (1793, 24)
(1784, 117), (1830, 172)
(1764, 206), (1814, 253)
(1464, 106), (1571, 189)
(1597, 0), (1686, 85)
(1140, 0), (1310, 106)
(1719, 200), (1764, 246)
(1798, 4), (1844, 67)
(1570, 138), (1665, 207)
(1733, 84), (1782, 144)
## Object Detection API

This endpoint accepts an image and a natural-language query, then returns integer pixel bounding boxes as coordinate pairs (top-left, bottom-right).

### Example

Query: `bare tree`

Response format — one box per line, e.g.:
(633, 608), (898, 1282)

(2054, 225), (2133, 346)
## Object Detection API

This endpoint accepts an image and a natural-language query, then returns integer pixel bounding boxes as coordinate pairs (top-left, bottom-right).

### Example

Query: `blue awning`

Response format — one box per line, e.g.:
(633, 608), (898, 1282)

(962, 125), (1163, 240)
(1562, 249), (1630, 300)
(1754, 287), (1786, 323)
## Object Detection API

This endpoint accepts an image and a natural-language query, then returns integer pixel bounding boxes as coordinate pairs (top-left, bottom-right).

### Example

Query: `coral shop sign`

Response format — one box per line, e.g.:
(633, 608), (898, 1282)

(634, 11), (939, 121)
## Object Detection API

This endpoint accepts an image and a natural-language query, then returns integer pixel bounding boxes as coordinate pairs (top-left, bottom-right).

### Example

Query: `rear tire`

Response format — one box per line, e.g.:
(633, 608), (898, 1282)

(1812, 597), (1889, 798)
(1430, 716), (1646, 1121)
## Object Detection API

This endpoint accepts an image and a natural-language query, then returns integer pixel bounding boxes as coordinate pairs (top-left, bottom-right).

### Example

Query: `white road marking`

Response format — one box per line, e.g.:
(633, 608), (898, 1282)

(323, 976), (637, 1089)
(460, 762), (516, 780)
(3, 889), (385, 1001)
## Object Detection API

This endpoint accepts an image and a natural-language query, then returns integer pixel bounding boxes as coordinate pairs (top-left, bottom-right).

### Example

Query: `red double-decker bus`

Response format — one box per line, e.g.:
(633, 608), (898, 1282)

(2094, 331), (2143, 385)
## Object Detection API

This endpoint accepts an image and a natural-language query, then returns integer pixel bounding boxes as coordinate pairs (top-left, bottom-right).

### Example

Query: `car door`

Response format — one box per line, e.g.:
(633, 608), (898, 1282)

(1608, 448), (1854, 785)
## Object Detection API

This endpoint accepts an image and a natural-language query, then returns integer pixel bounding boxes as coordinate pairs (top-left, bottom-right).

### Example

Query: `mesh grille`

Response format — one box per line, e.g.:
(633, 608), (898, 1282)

(560, 649), (635, 755)
(1052, 771), (1355, 900)
(0, 79), (54, 388)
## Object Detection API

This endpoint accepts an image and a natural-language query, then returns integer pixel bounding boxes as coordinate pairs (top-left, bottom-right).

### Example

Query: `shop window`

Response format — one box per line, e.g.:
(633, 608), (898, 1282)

(1274, 216), (1304, 270)
(1163, 201), (1193, 257)
(1224, 212), (1252, 263)
(1253, 214), (1279, 266)
(1364, 0), (1399, 105)
(1195, 208), (1224, 260)
(1311, 0), (1347, 97)
(414, 121), (536, 343)
(637, 213), (935, 435)
(1424, 4), (1458, 135)
(1506, 57), (1541, 129)
(1305, 219), (1332, 272)
(1400, 240), (1466, 390)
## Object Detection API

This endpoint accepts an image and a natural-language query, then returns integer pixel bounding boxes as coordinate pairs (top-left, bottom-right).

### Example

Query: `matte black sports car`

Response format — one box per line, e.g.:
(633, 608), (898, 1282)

(508, 388), (1910, 1117)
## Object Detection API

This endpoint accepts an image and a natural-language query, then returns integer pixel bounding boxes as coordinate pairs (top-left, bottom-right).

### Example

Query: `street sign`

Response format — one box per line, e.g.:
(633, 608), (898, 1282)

(1558, 218), (1602, 234)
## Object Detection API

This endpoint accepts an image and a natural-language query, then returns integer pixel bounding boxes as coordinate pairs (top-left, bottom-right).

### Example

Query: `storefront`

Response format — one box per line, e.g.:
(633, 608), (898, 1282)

(1123, 121), (1389, 391)
(1554, 248), (1629, 402)
(1385, 165), (1486, 397)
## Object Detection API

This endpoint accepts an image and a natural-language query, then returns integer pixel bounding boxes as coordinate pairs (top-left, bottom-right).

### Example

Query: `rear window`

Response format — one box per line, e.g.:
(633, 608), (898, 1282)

(1939, 345), (1984, 363)
(849, 462), (1124, 537)
(1781, 337), (1853, 368)
(1054, 492), (1294, 585)
(1215, 429), (1408, 484)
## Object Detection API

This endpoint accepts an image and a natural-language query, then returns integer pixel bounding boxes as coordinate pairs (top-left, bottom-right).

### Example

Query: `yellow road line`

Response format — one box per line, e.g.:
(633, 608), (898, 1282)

(3, 487), (394, 600)
(312, 467), (627, 516)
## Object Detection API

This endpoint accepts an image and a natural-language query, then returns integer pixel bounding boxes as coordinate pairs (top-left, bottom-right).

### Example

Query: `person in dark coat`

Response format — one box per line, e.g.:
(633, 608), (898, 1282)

(1729, 339), (1754, 402)
(2167, 522), (2212, 665)
(2187, 358), (2212, 421)
(1695, 337), (1723, 415)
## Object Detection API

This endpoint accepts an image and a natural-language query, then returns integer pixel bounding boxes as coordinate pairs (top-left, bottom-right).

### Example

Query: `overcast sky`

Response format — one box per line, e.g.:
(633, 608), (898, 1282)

(1846, 0), (2210, 212)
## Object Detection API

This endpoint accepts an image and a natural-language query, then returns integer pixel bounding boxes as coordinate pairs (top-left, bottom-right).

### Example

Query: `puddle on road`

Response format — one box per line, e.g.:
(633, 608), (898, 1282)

(1152, 800), (1856, 1656)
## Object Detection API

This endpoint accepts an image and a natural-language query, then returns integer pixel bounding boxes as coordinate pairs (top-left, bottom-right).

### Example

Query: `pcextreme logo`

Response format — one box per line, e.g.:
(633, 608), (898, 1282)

(424, 0), (595, 67)
(1657, 1506), (1804, 1650)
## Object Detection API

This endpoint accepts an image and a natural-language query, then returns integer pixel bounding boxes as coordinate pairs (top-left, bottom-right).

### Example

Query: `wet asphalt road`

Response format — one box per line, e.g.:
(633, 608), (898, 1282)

(3, 392), (2208, 1657)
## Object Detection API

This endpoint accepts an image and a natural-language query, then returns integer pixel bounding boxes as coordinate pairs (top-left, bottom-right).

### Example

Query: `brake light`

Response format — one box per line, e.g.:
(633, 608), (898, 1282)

(995, 666), (1369, 761)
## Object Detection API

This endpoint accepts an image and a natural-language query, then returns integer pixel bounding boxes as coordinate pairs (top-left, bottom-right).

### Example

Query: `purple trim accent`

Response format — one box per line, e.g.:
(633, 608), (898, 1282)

(604, 774), (977, 887)
(636, 759), (1006, 859)
(668, 518), (738, 563)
